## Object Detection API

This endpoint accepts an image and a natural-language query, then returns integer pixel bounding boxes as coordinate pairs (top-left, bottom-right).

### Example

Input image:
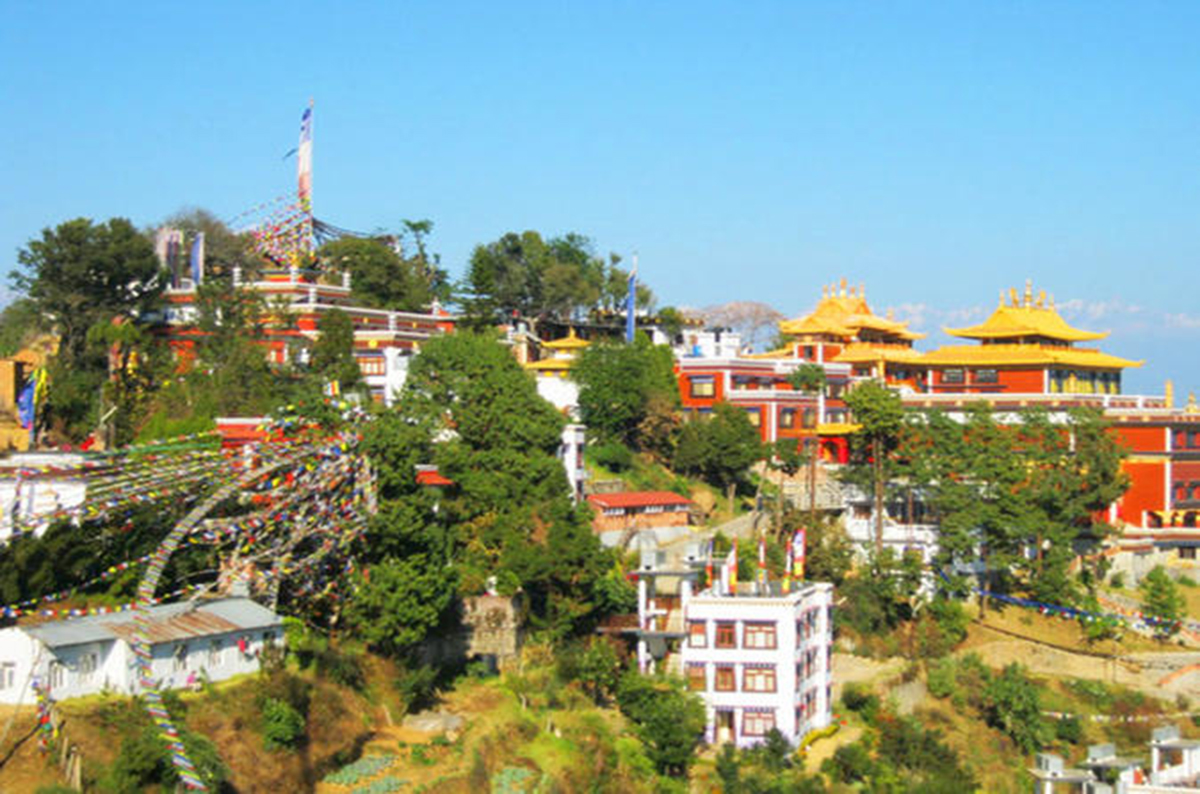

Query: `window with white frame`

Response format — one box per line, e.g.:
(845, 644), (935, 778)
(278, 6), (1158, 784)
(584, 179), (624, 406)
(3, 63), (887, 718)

(743, 622), (777, 649)
(0, 663), (15, 690)
(49, 661), (65, 690)
(77, 652), (98, 683)
(743, 666), (776, 693)
(690, 377), (715, 398)
(742, 709), (775, 736)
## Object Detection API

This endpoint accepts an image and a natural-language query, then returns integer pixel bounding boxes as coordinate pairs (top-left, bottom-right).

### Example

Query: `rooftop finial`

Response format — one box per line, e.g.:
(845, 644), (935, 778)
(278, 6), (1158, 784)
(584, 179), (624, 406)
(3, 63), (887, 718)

(848, 284), (856, 298)
(1037, 289), (1046, 308)
(886, 307), (895, 320)
(822, 284), (829, 299)
(999, 289), (1005, 307)
(860, 282), (866, 300)
(1024, 279), (1033, 307)
(1009, 287), (1019, 306)
(1187, 392), (1198, 414)
(839, 277), (847, 297)
(1165, 379), (1175, 409)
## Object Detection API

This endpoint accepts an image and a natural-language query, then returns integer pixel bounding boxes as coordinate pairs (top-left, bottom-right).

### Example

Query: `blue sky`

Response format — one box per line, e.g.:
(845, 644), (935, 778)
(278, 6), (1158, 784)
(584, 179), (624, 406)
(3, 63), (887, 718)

(2, 2), (1197, 396)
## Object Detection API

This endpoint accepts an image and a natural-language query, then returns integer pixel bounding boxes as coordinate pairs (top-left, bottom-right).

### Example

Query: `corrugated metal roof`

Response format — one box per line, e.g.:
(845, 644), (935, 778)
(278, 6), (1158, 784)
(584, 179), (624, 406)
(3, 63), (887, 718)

(24, 598), (282, 649)
(587, 491), (693, 509)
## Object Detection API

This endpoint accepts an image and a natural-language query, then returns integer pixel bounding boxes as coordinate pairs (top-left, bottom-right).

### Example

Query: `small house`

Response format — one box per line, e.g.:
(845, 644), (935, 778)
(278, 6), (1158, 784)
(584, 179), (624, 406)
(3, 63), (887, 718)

(0, 597), (284, 705)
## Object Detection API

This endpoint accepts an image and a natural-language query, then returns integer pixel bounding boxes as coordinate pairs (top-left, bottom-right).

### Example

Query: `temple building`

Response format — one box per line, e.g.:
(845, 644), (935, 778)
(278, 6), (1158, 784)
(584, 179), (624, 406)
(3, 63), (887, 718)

(523, 328), (590, 414)
(159, 265), (454, 405)
(912, 280), (1141, 397)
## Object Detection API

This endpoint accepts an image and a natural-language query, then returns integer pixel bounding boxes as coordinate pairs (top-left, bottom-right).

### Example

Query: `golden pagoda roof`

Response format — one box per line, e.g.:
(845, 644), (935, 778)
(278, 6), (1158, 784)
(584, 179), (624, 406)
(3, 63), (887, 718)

(946, 282), (1107, 342)
(524, 358), (575, 372)
(778, 280), (924, 342)
(541, 329), (590, 350)
(832, 343), (926, 365)
(913, 344), (1141, 369)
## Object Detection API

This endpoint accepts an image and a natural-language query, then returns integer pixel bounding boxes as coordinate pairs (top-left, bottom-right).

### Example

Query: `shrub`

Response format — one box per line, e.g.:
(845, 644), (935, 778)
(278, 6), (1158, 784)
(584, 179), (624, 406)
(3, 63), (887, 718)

(926, 657), (959, 700)
(1055, 715), (1083, 745)
(1109, 572), (1125, 589)
(824, 742), (873, 783)
(841, 682), (880, 720)
(261, 697), (306, 751)
(590, 441), (633, 472)
(982, 664), (1050, 754)
(314, 645), (366, 691)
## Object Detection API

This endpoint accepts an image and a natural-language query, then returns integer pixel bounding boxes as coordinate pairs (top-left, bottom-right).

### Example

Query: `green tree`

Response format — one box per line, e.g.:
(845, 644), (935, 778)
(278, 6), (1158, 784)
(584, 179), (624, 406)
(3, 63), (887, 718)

(310, 308), (363, 392)
(1140, 566), (1186, 639)
(13, 218), (166, 440)
(13, 217), (164, 367)
(615, 672), (706, 777)
(674, 402), (763, 502)
(573, 333), (680, 448)
(463, 231), (648, 327)
(393, 332), (614, 638)
(319, 236), (433, 311)
(983, 663), (1050, 754)
(0, 298), (45, 357)
(843, 380), (905, 554)
(787, 363), (827, 394)
(345, 554), (457, 658)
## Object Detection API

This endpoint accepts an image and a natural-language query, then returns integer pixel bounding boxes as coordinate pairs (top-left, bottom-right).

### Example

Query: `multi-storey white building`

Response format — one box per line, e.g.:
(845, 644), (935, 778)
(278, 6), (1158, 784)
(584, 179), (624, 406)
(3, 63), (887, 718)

(679, 582), (834, 748)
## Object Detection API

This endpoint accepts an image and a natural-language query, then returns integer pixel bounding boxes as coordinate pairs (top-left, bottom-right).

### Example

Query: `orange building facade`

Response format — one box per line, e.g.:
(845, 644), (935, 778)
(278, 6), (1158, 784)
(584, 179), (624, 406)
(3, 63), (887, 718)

(160, 266), (454, 404)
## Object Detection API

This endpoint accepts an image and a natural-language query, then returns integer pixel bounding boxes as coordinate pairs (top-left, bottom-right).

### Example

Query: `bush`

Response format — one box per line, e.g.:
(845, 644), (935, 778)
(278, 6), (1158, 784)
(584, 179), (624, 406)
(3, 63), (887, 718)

(261, 697), (306, 751)
(590, 441), (633, 472)
(1055, 715), (1083, 745)
(841, 682), (880, 720)
(1109, 572), (1125, 589)
(824, 742), (873, 783)
(983, 664), (1050, 754)
(314, 645), (366, 691)
(926, 658), (959, 700)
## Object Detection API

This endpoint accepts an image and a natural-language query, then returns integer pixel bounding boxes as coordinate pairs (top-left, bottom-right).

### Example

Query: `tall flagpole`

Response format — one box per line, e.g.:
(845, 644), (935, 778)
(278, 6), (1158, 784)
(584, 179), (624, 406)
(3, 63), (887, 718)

(625, 252), (638, 343)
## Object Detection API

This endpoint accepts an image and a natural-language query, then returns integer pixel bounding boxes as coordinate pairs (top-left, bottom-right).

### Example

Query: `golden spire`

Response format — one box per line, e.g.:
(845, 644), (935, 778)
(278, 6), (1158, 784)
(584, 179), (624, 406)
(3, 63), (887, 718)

(999, 289), (1005, 307)
(1037, 290), (1046, 308)
(1024, 279), (1033, 307)
(1009, 287), (1019, 306)
(1187, 392), (1198, 414)
(839, 277), (847, 297)
(859, 282), (866, 300)
(1166, 379), (1175, 408)
(822, 284), (829, 299)
(849, 285), (856, 298)
(886, 307), (895, 320)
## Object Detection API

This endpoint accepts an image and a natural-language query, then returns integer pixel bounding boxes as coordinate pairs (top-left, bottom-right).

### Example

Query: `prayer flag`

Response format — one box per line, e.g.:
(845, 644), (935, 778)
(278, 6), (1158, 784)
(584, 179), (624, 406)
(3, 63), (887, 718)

(298, 102), (313, 208)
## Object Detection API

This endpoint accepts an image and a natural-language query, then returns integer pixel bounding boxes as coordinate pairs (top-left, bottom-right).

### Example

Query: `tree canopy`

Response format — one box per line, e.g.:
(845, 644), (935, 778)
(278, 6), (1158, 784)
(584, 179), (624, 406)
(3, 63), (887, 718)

(573, 333), (680, 451)
(464, 231), (652, 326)
(318, 236), (435, 312)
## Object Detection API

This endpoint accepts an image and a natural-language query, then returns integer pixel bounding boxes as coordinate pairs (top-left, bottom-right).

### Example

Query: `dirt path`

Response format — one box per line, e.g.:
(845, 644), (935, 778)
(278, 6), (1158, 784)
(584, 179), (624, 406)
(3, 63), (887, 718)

(961, 622), (1200, 696)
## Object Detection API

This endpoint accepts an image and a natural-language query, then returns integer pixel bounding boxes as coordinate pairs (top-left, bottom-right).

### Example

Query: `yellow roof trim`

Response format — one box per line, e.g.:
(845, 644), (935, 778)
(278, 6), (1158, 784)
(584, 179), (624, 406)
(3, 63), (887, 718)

(524, 358), (575, 371)
(945, 304), (1107, 342)
(914, 344), (1142, 369)
(817, 422), (862, 435)
(832, 344), (924, 365)
(542, 330), (590, 350)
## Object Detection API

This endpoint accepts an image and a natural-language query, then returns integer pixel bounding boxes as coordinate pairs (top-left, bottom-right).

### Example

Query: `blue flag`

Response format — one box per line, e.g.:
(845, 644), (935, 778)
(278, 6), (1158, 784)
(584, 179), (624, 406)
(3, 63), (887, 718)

(17, 380), (34, 429)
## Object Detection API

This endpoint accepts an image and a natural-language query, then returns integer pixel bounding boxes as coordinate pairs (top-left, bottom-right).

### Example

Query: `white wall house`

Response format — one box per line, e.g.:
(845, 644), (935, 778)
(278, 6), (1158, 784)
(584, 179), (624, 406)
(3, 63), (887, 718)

(0, 453), (92, 542)
(0, 598), (284, 705)
(559, 423), (587, 503)
(680, 582), (835, 749)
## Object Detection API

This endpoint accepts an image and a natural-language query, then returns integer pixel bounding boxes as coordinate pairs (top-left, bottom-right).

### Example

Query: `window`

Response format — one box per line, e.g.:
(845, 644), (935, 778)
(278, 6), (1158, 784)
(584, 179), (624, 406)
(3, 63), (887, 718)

(687, 664), (706, 691)
(715, 665), (736, 692)
(688, 621), (707, 648)
(76, 652), (98, 683)
(173, 643), (188, 672)
(942, 369), (964, 384)
(1180, 547), (1197, 560)
(743, 666), (776, 693)
(743, 623), (777, 649)
(208, 640), (223, 667)
(0, 663), (15, 690)
(779, 408), (796, 429)
(689, 377), (715, 398)
(745, 408), (761, 428)
(974, 369), (998, 384)
(715, 622), (736, 649)
(742, 710), (775, 737)
(49, 661), (65, 690)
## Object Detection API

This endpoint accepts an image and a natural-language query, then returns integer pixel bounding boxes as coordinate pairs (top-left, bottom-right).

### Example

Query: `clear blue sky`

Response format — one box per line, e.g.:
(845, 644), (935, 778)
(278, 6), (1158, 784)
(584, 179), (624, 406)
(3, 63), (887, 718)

(2, 2), (1198, 396)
